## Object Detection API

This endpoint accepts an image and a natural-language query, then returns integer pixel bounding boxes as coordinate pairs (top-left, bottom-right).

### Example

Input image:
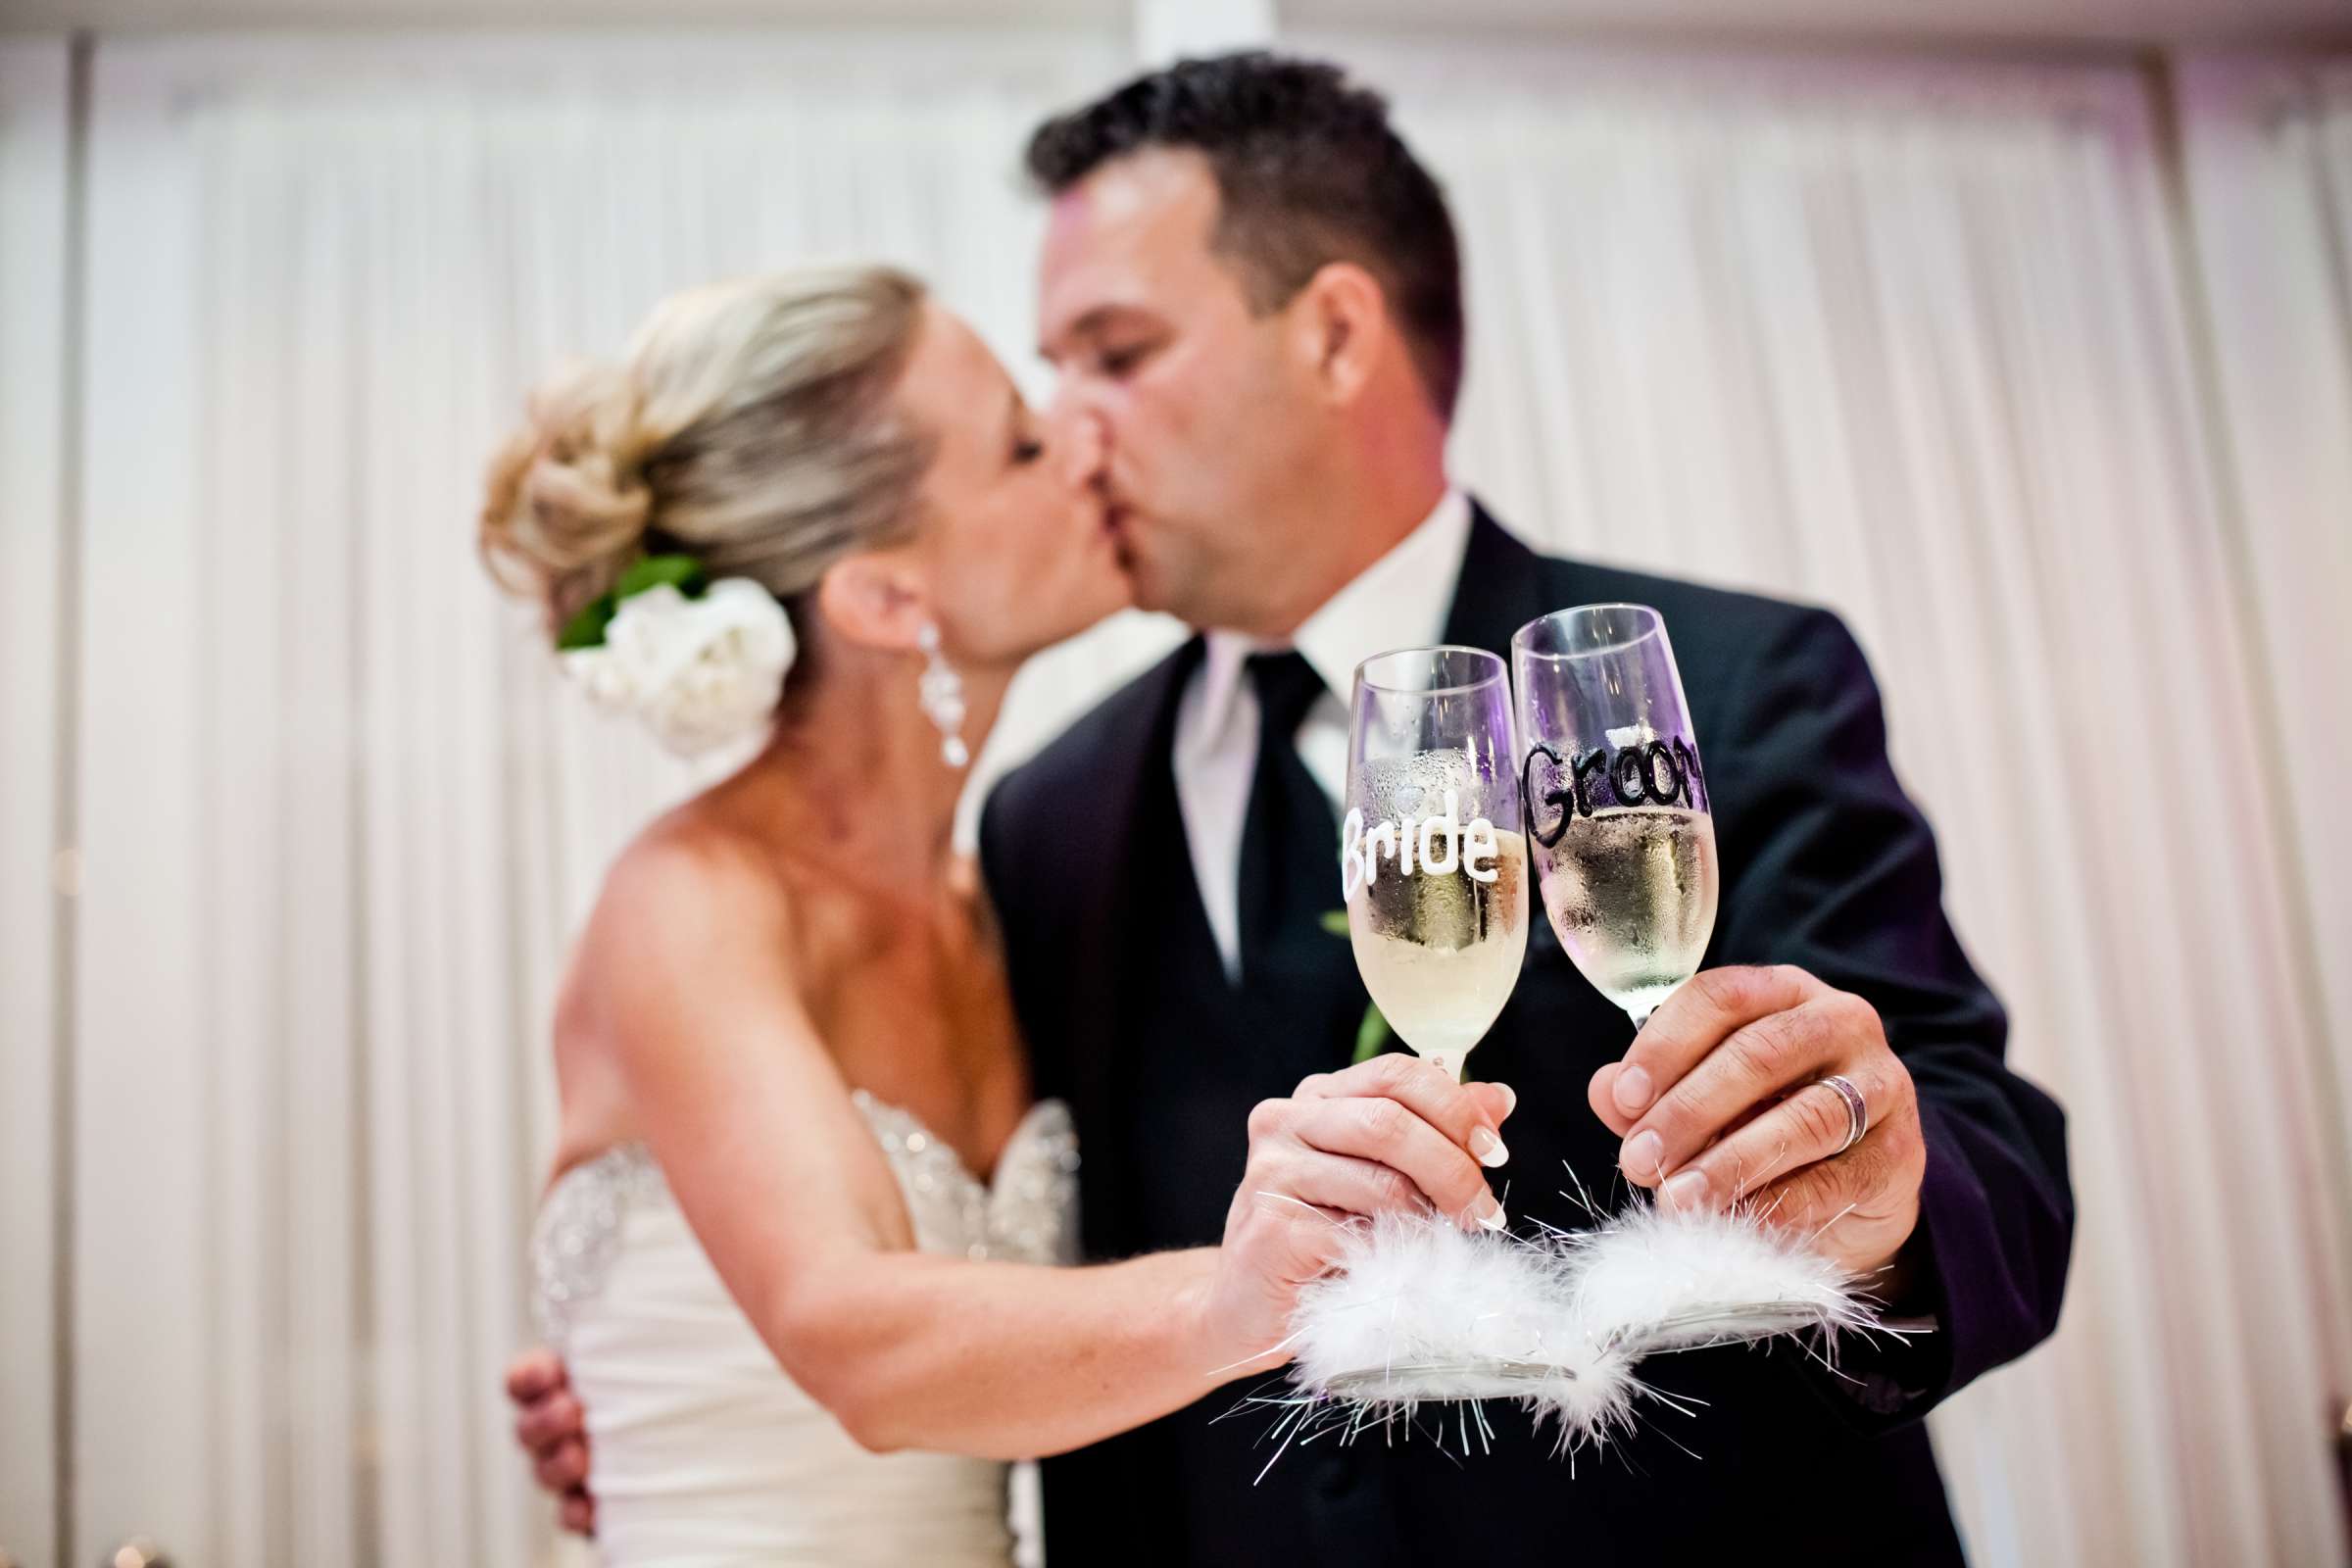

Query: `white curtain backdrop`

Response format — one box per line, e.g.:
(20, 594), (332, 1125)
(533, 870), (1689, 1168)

(41, 23), (2352, 1568)
(2178, 53), (2352, 1244)
(0, 37), (70, 1568)
(68, 31), (1143, 1567)
(1298, 33), (2352, 1567)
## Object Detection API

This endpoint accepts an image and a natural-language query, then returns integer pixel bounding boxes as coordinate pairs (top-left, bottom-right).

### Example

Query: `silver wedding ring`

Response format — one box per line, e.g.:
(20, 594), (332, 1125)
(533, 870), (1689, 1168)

(1818, 1074), (1868, 1153)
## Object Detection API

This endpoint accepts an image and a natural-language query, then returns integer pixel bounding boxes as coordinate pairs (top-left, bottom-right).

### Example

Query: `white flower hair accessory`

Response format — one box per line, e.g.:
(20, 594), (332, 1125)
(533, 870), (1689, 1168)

(557, 555), (796, 758)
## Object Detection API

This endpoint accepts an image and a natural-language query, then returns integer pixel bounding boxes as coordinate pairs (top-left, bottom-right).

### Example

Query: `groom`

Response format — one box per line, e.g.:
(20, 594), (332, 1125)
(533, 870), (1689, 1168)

(516, 53), (2073, 1561)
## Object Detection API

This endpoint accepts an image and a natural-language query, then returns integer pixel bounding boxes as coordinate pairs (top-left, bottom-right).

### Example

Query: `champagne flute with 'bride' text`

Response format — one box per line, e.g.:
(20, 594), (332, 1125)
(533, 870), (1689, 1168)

(1340, 647), (1529, 1084)
(1512, 606), (1719, 1030)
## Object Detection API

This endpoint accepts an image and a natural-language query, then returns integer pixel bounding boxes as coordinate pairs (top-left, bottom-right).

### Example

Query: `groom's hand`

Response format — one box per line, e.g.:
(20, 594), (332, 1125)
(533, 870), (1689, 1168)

(1589, 964), (1926, 1285)
(506, 1348), (596, 1536)
(1200, 1055), (1516, 1373)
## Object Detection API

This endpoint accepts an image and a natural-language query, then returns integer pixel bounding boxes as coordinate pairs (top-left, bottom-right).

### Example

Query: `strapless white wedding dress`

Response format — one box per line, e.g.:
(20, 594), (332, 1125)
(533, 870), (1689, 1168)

(531, 1092), (1080, 1566)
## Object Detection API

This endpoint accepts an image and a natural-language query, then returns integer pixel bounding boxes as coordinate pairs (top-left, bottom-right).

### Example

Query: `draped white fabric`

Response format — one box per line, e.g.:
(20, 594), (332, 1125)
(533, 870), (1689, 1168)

(67, 33), (1132, 1567)
(1298, 34), (2352, 1566)
(2178, 54), (2352, 1257)
(35, 24), (2352, 1568)
(0, 38), (70, 1568)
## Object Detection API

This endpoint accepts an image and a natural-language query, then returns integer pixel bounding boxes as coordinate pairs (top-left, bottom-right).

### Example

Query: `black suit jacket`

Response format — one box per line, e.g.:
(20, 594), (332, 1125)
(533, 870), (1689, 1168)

(981, 506), (2073, 1565)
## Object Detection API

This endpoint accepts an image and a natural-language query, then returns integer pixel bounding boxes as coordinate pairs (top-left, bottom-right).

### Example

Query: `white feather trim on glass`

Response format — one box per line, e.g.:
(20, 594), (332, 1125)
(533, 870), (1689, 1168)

(1270, 1197), (1891, 1472)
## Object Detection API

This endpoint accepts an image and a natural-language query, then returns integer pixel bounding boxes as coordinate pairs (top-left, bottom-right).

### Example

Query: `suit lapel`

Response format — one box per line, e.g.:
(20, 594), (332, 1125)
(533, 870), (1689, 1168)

(1443, 500), (1573, 658)
(1058, 636), (1203, 1223)
(1444, 502), (1592, 968)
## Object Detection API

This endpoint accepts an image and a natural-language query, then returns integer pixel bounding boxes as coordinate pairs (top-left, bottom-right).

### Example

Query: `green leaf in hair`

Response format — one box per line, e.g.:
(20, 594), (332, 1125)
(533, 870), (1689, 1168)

(556, 595), (617, 651)
(615, 554), (707, 602)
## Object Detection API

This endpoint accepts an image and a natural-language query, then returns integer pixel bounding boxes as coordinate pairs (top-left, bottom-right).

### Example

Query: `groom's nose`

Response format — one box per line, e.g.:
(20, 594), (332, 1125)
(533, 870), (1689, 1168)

(1051, 398), (1107, 491)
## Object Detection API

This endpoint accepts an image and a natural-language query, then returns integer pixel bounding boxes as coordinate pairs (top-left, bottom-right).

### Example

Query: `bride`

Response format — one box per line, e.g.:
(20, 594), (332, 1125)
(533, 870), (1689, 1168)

(481, 266), (1515, 1564)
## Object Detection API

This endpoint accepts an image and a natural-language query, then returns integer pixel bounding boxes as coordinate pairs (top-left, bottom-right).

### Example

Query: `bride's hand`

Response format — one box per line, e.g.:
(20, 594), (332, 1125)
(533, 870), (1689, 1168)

(1193, 1054), (1517, 1374)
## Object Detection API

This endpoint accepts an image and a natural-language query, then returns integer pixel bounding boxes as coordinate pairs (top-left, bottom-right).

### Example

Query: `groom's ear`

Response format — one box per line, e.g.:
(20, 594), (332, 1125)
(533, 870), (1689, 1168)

(1292, 261), (1388, 409)
(813, 551), (930, 654)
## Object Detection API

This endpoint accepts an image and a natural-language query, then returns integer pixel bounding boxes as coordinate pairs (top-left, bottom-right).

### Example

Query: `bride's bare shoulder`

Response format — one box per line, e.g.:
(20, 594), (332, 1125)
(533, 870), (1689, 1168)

(604, 807), (792, 938)
(559, 807), (804, 1017)
(543, 807), (805, 1159)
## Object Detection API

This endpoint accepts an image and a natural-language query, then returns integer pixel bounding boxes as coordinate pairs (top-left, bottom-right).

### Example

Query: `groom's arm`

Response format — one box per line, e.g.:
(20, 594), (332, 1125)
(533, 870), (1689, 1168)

(1593, 606), (2072, 1428)
(1710, 608), (2072, 1422)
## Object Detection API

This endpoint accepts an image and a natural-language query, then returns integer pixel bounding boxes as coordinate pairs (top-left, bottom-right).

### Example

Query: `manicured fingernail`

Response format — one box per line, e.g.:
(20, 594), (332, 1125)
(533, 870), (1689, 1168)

(1613, 1064), (1653, 1115)
(1471, 1193), (1508, 1231)
(1470, 1127), (1510, 1168)
(1495, 1082), (1517, 1117)
(1621, 1129), (1664, 1179)
(1662, 1168), (1710, 1211)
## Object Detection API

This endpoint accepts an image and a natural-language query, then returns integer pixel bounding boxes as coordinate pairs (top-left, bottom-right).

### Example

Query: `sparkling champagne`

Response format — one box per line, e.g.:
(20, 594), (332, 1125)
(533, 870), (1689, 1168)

(1535, 807), (1718, 1021)
(1347, 832), (1530, 1076)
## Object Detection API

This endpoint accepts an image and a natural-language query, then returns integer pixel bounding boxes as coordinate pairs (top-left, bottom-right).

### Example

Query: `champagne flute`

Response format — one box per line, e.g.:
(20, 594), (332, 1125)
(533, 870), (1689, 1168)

(1340, 647), (1529, 1084)
(1511, 605), (1719, 1030)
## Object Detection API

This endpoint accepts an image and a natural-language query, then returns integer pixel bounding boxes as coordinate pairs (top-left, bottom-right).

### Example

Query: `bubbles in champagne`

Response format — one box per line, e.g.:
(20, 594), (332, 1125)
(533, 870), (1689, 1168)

(1534, 808), (1719, 1022)
(1356, 746), (1490, 823)
(1344, 749), (1528, 1071)
(1348, 836), (1529, 1067)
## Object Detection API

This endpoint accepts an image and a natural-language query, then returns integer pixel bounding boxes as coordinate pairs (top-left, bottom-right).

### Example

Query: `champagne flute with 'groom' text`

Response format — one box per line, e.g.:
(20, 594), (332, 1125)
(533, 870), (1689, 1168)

(1512, 606), (1719, 1031)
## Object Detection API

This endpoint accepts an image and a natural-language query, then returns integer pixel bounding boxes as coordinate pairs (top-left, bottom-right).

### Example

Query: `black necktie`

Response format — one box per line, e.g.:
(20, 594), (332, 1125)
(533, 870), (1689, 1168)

(1235, 652), (1340, 991)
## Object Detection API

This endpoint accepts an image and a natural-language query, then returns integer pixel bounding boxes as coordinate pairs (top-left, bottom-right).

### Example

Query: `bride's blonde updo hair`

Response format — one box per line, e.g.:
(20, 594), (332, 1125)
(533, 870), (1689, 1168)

(480, 266), (934, 640)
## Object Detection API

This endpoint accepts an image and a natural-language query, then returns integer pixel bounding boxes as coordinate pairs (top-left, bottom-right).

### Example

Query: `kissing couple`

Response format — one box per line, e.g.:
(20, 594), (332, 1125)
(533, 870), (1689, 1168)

(494, 50), (2072, 1568)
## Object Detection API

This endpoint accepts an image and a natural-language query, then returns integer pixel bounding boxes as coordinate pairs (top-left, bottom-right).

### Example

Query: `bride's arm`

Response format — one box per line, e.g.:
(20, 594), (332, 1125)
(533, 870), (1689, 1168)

(589, 833), (1513, 1461)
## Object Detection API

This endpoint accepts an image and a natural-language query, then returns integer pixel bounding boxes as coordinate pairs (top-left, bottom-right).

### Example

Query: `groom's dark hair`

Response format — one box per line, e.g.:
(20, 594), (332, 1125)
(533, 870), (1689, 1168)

(1025, 52), (1465, 420)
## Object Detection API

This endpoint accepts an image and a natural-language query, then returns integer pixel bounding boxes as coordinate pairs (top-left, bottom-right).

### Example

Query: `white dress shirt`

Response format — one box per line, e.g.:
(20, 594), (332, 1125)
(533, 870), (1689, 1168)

(1173, 488), (1475, 981)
